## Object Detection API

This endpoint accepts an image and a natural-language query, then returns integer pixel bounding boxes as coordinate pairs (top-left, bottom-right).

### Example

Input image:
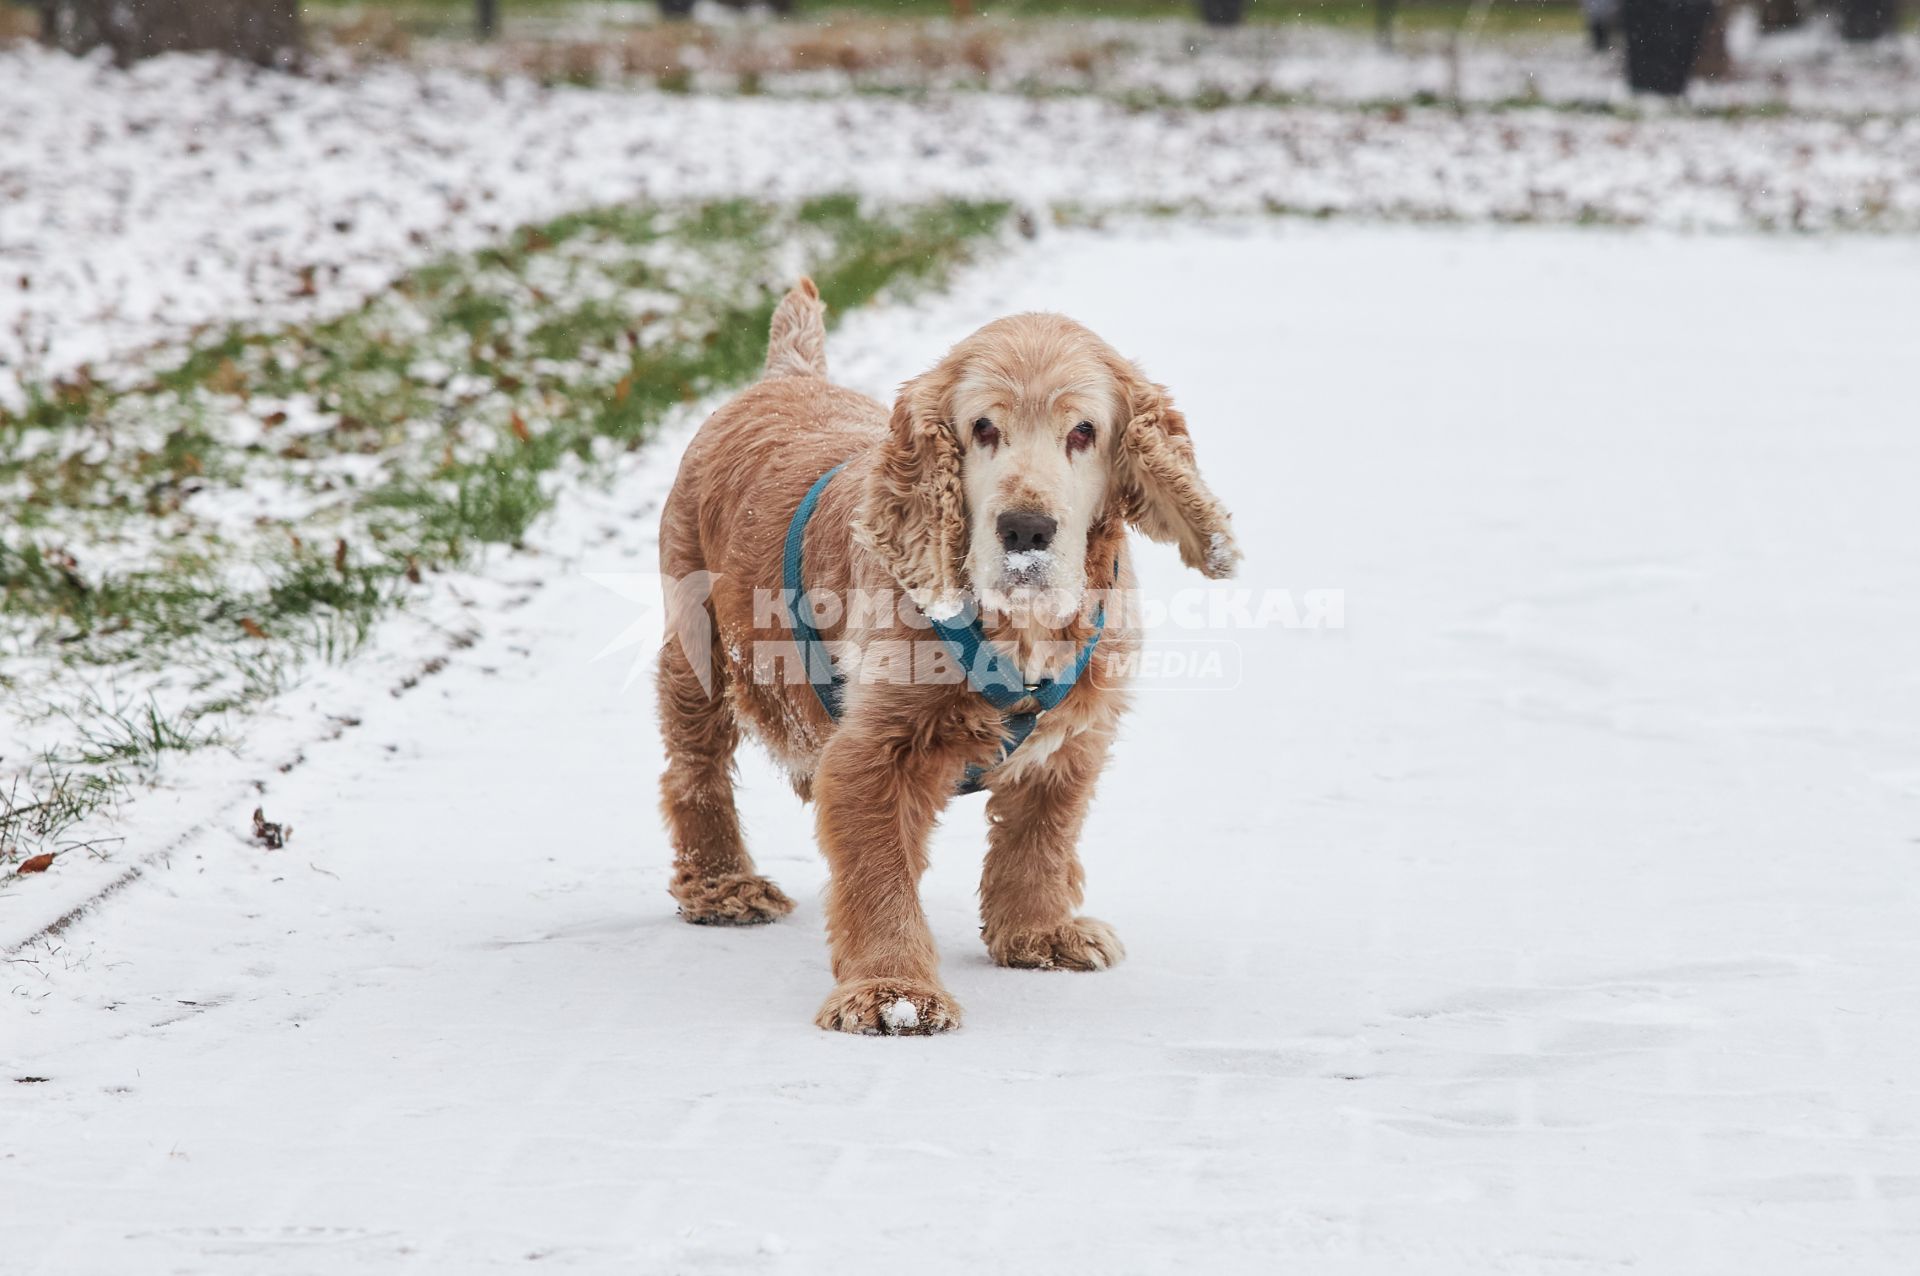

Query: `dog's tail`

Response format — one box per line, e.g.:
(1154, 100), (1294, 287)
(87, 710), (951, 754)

(763, 277), (829, 381)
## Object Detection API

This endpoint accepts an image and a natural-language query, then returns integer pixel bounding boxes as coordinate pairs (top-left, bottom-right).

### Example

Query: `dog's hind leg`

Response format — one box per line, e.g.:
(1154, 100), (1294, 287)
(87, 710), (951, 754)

(656, 620), (795, 926)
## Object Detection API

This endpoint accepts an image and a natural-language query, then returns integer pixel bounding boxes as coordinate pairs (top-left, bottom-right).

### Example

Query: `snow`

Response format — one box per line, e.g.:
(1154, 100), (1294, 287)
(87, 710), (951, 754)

(7, 222), (1919, 1271)
(7, 43), (1920, 403)
(1004, 549), (1052, 573)
(881, 998), (920, 1032)
(1205, 530), (1236, 576)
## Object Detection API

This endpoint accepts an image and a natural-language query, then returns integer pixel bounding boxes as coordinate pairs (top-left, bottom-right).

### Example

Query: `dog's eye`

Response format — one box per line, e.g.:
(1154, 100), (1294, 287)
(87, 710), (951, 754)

(1067, 421), (1095, 452)
(971, 418), (999, 446)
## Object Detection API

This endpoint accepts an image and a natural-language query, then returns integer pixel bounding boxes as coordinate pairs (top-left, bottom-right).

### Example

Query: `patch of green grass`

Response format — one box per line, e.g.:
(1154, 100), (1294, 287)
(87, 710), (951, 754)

(264, 555), (398, 632)
(0, 544), (213, 644)
(798, 192), (866, 225)
(442, 288), (519, 339)
(0, 763), (124, 867)
(818, 199), (1010, 311)
(529, 300), (637, 362)
(679, 198), (777, 243)
(50, 694), (222, 773)
(0, 377), (105, 438)
(541, 205), (663, 247)
(151, 331), (254, 398)
(372, 457), (554, 554)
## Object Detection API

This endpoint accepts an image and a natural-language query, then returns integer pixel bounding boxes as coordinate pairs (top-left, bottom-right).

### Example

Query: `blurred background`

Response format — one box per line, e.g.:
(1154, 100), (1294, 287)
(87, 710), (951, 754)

(4, 0), (1914, 94)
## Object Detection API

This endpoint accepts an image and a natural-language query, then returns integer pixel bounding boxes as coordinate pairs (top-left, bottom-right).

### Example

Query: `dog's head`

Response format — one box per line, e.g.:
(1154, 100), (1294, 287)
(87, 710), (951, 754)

(856, 313), (1240, 621)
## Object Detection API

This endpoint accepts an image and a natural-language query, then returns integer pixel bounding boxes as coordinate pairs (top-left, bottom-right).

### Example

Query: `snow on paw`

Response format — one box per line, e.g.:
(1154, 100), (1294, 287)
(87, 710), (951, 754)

(987, 917), (1125, 971)
(814, 977), (962, 1036)
(671, 871), (796, 926)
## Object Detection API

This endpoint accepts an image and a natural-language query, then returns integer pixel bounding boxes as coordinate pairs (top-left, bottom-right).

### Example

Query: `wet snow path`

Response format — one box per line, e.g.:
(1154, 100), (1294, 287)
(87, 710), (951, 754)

(7, 224), (1920, 1273)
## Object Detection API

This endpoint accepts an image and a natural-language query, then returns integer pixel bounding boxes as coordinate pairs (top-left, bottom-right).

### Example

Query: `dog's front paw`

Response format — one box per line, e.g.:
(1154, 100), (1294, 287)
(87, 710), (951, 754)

(671, 871), (795, 926)
(815, 977), (962, 1036)
(986, 917), (1125, 971)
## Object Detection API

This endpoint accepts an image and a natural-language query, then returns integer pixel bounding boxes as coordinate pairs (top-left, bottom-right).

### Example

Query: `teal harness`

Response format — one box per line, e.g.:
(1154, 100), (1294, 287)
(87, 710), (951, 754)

(783, 461), (1107, 795)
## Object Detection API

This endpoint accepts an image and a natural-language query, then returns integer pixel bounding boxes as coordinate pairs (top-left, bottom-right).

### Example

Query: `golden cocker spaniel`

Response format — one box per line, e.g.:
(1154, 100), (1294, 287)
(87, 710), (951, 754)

(656, 278), (1239, 1034)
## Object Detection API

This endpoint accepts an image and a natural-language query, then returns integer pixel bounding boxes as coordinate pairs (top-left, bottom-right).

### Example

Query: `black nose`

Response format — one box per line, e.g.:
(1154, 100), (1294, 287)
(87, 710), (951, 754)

(997, 510), (1058, 553)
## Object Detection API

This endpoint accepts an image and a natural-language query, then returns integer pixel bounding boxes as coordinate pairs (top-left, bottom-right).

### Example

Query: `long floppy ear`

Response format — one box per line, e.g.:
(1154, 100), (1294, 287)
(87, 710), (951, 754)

(1109, 359), (1242, 579)
(852, 372), (970, 619)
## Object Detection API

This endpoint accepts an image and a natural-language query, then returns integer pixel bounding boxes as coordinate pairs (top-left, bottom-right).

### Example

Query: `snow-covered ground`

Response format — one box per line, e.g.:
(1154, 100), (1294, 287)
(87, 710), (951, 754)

(6, 42), (1920, 403)
(8, 224), (1920, 1272)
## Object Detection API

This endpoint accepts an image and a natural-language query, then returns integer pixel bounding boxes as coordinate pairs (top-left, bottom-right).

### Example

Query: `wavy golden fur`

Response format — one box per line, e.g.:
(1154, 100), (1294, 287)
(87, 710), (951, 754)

(656, 279), (1239, 1034)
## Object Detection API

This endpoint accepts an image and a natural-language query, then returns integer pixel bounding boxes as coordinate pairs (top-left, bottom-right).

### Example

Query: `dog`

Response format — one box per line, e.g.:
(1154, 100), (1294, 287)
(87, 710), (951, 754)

(656, 278), (1239, 1034)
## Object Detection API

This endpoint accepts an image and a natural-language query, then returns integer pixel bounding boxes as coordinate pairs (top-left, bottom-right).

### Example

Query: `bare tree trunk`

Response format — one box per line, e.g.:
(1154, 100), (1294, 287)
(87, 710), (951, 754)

(40, 0), (304, 67)
(1621, 0), (1715, 95)
(1693, 0), (1732, 80)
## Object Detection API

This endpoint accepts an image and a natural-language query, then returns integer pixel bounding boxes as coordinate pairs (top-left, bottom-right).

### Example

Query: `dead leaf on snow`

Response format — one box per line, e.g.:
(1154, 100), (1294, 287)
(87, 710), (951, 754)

(251, 808), (292, 850)
(15, 853), (55, 875)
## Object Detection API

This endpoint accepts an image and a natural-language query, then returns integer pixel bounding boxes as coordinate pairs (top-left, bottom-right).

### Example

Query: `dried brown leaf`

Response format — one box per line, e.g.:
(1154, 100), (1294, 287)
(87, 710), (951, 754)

(251, 808), (291, 850)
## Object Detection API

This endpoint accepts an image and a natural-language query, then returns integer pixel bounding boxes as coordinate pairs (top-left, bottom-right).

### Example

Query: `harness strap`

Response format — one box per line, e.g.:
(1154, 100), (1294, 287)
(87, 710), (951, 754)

(782, 462), (1107, 794)
(782, 461), (848, 719)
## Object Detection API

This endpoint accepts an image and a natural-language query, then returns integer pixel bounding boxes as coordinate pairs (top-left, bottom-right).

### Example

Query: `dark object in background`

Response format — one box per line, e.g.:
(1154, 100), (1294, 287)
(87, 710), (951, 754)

(1199, 0), (1246, 26)
(1692, 0), (1731, 79)
(1582, 0), (1620, 51)
(476, 0), (498, 39)
(37, 0), (303, 66)
(659, 0), (697, 17)
(1376, 0), (1398, 48)
(1621, 0), (1713, 95)
(1840, 0), (1898, 40)
(1758, 0), (1805, 29)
